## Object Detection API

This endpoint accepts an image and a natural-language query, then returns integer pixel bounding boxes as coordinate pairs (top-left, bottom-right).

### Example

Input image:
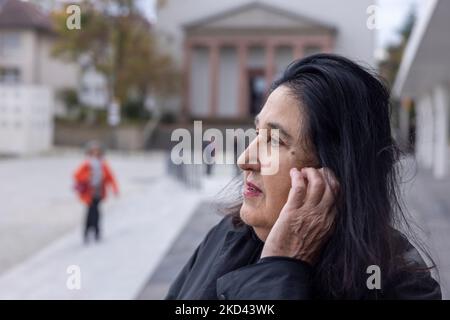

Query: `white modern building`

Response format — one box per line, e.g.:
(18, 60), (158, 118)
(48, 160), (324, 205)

(78, 63), (109, 109)
(0, 0), (79, 155)
(155, 0), (376, 120)
(394, 0), (450, 179)
(0, 0), (79, 105)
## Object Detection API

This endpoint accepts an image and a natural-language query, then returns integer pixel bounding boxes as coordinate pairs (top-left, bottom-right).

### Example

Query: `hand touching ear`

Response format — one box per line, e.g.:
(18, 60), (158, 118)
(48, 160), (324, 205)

(261, 167), (339, 265)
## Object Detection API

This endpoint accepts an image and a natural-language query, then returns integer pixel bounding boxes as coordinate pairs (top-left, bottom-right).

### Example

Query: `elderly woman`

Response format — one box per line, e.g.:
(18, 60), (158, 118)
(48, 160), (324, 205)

(166, 54), (441, 299)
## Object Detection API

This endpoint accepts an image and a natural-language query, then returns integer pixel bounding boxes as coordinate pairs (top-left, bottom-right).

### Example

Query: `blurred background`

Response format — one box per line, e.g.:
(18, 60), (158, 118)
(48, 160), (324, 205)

(0, 0), (449, 299)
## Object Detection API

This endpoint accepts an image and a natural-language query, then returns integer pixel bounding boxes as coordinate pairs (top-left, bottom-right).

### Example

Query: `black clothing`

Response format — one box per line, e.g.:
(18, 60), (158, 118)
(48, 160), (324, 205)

(84, 197), (101, 242)
(166, 215), (441, 300)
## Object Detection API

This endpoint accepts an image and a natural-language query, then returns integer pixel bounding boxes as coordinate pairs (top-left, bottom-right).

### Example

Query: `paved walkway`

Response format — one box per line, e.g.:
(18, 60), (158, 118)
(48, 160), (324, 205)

(0, 150), (176, 275)
(0, 149), (234, 299)
(137, 201), (222, 299)
(401, 158), (450, 299)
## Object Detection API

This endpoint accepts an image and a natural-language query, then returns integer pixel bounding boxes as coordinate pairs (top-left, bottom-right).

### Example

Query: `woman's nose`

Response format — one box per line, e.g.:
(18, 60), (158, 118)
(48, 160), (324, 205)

(237, 138), (260, 172)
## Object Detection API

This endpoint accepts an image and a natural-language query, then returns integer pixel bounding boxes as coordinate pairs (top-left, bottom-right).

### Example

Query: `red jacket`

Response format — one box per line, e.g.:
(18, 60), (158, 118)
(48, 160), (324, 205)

(74, 159), (119, 204)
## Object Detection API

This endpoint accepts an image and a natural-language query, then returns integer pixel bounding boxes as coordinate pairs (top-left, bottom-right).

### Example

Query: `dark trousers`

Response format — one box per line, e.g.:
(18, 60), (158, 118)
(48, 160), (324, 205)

(84, 197), (101, 243)
(206, 163), (214, 176)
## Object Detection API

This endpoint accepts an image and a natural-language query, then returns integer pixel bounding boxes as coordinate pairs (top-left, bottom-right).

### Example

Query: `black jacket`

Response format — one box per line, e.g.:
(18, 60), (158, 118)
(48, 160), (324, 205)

(166, 215), (441, 300)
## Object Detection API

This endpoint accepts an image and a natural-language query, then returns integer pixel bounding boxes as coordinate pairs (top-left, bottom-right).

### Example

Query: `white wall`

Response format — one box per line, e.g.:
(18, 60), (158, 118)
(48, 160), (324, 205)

(37, 35), (79, 90)
(37, 34), (79, 116)
(79, 66), (108, 109)
(432, 83), (450, 178)
(0, 30), (35, 84)
(0, 29), (79, 116)
(0, 86), (53, 155)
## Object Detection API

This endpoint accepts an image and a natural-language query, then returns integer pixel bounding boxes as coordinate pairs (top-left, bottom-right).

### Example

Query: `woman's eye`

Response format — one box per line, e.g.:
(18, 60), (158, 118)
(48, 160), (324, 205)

(255, 128), (284, 146)
(271, 138), (281, 147)
(269, 133), (283, 147)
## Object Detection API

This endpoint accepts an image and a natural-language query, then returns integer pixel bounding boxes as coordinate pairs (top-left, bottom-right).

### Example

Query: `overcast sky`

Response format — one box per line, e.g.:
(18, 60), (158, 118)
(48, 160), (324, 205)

(376, 0), (419, 48)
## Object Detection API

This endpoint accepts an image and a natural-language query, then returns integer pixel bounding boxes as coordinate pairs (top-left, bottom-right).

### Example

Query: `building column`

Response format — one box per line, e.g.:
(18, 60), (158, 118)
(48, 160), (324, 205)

(238, 42), (248, 117)
(265, 41), (275, 93)
(398, 98), (412, 150)
(416, 94), (435, 169)
(414, 98), (424, 165)
(432, 84), (449, 178)
(209, 42), (220, 117)
(182, 41), (193, 121)
(322, 36), (334, 53)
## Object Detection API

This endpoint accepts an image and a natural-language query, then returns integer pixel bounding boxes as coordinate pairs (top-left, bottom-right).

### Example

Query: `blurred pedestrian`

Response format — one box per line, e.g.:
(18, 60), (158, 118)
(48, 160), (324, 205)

(203, 136), (216, 176)
(233, 136), (241, 177)
(74, 141), (119, 244)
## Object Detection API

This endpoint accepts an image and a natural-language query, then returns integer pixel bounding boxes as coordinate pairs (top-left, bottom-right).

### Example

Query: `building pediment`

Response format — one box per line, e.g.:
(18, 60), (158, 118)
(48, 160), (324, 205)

(184, 1), (336, 35)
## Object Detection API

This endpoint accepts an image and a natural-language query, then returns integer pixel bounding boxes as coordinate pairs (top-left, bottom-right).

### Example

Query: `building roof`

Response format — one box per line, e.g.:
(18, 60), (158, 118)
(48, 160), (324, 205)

(0, 0), (53, 33)
(183, 1), (337, 35)
(393, 0), (450, 98)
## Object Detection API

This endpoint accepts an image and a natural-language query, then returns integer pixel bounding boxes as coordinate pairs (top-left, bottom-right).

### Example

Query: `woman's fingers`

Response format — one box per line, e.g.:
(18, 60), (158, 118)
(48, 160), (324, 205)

(302, 167), (326, 207)
(298, 167), (339, 209)
(264, 167), (339, 264)
(286, 168), (307, 209)
(285, 166), (339, 217)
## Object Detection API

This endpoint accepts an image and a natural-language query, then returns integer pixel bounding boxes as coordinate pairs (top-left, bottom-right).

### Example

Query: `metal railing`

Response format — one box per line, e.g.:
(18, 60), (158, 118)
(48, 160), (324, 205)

(166, 151), (203, 189)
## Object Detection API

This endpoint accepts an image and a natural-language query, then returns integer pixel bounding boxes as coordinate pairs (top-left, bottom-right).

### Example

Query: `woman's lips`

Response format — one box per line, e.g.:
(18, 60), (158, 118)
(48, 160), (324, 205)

(243, 181), (263, 198)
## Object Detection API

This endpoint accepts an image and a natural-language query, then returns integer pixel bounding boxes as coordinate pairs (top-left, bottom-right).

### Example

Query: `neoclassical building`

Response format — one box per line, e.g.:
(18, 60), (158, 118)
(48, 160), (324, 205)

(156, 0), (375, 120)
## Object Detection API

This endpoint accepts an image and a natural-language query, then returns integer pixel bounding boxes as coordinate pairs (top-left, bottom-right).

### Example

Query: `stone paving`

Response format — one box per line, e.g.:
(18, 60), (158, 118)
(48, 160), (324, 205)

(137, 201), (222, 299)
(401, 158), (450, 299)
(0, 149), (232, 299)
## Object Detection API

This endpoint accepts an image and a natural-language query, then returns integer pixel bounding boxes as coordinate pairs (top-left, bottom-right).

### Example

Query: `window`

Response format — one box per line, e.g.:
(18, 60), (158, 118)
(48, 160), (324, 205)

(0, 68), (21, 84)
(0, 32), (21, 56)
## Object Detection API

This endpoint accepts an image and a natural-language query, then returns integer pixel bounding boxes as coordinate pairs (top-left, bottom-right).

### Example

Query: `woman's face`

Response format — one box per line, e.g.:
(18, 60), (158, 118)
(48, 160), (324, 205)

(238, 85), (317, 241)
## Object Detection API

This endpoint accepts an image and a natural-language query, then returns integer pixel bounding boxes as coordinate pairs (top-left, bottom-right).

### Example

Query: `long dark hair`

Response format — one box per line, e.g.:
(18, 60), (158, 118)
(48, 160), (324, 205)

(219, 53), (436, 299)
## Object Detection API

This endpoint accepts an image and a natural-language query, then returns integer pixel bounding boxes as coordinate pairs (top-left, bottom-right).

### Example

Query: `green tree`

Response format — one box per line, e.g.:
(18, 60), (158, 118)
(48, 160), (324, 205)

(52, 0), (179, 122)
(379, 8), (416, 86)
(378, 7), (416, 151)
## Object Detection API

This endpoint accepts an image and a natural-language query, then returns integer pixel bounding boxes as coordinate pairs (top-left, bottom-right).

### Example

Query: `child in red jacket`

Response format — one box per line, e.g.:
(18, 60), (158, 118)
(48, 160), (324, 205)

(74, 141), (119, 243)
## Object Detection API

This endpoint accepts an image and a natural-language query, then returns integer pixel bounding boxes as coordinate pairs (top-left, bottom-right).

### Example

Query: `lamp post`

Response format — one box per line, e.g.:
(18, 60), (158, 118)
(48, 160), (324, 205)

(108, 97), (121, 149)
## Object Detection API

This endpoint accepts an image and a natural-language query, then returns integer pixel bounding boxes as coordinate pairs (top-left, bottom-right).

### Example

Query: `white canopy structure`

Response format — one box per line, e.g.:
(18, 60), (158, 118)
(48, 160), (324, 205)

(394, 0), (450, 179)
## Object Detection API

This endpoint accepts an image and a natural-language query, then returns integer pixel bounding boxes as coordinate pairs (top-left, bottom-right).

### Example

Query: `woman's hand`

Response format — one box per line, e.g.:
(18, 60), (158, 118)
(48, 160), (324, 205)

(261, 167), (339, 265)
